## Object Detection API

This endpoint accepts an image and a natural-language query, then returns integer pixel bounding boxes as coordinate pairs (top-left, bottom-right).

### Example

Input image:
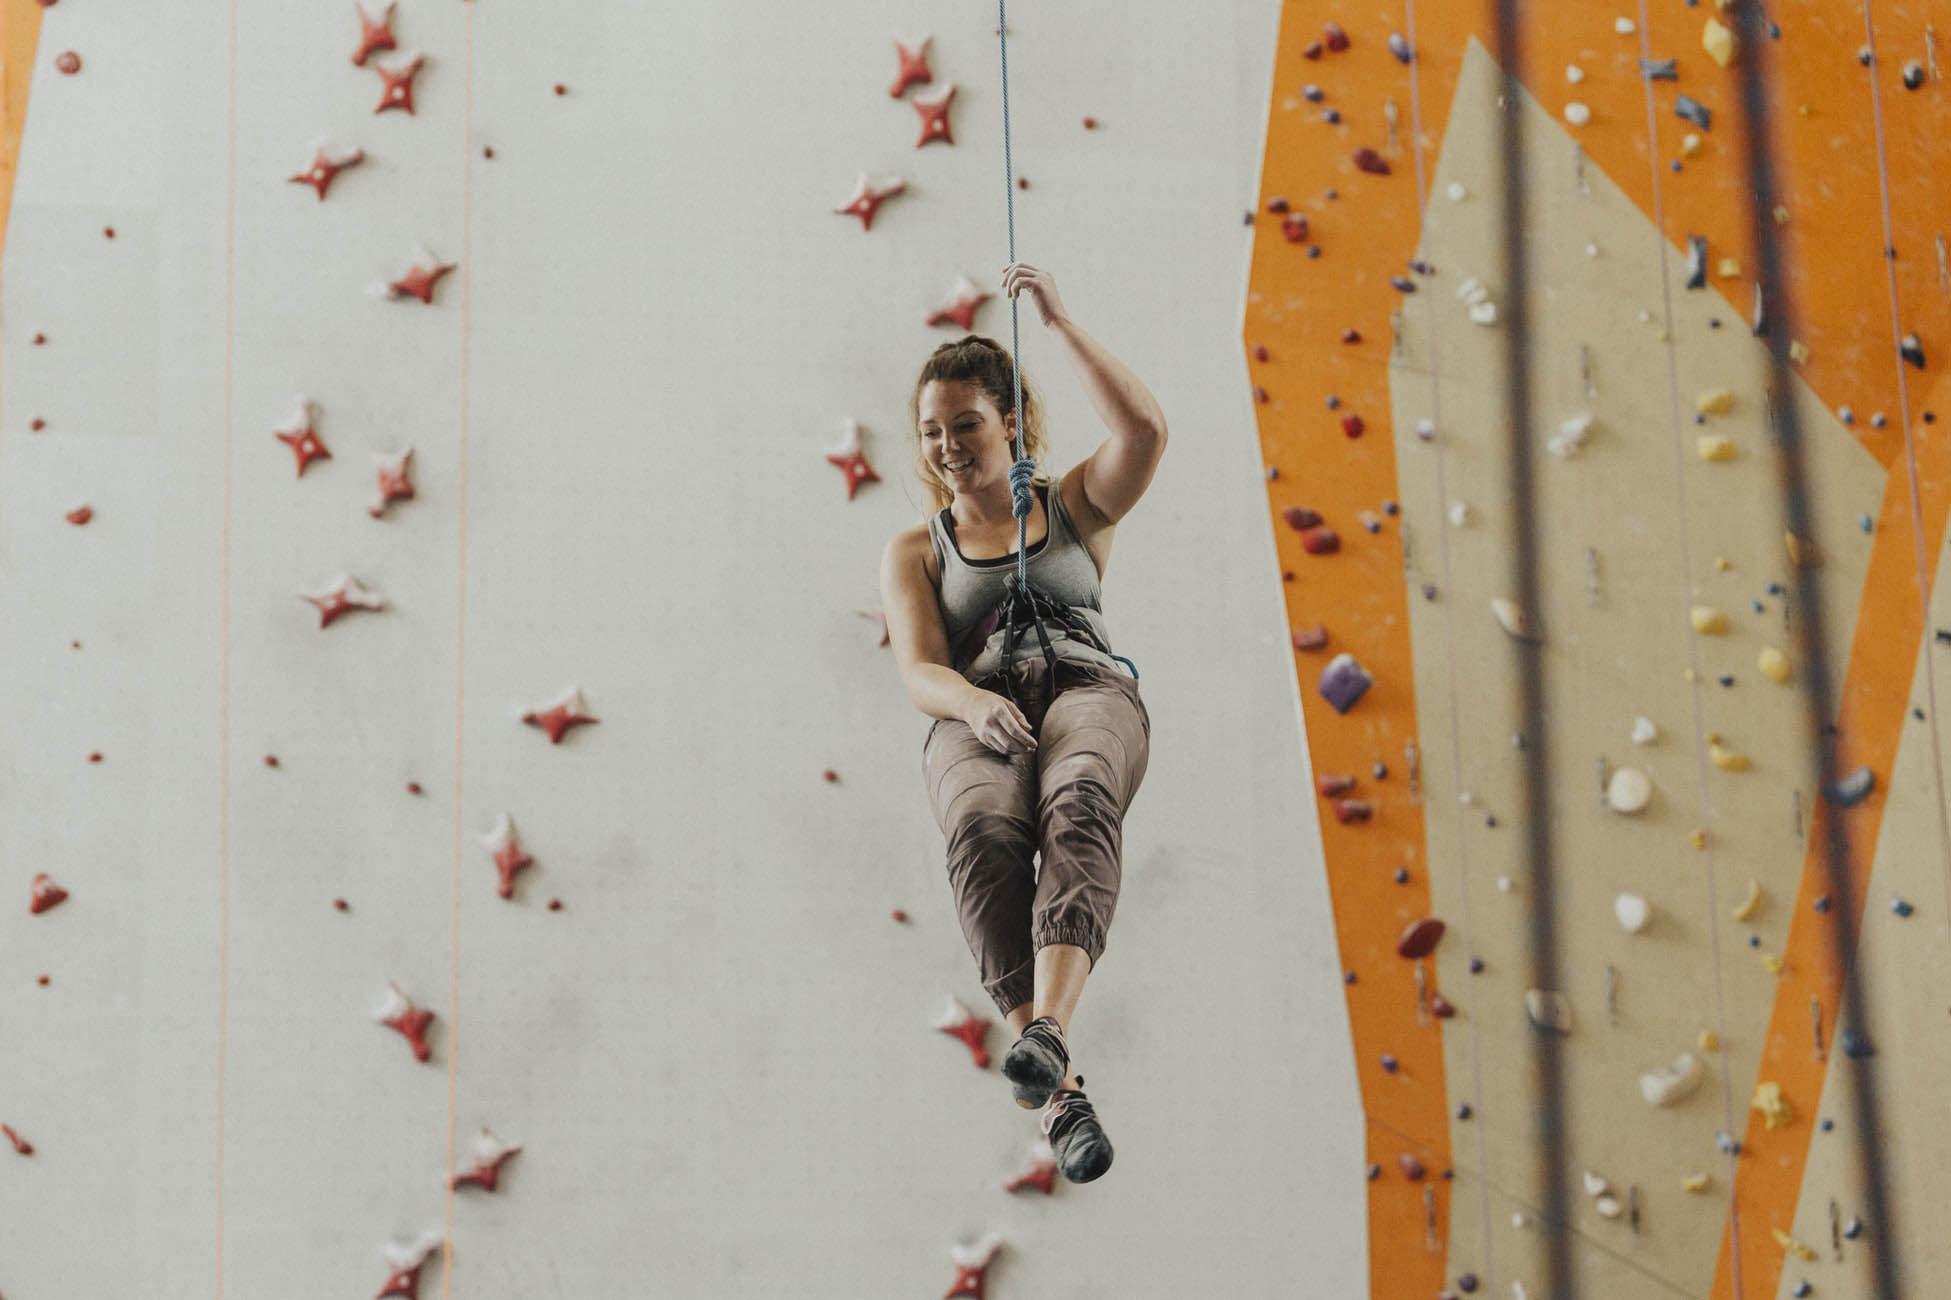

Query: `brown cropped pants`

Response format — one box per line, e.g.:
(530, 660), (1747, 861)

(921, 654), (1151, 1017)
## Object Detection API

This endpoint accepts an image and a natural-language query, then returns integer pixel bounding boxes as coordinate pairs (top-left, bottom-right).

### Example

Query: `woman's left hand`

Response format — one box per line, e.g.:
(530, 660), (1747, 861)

(1001, 263), (1070, 329)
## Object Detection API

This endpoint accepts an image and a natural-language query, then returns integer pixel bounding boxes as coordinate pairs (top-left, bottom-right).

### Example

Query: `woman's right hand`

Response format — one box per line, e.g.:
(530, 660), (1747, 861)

(962, 689), (1038, 755)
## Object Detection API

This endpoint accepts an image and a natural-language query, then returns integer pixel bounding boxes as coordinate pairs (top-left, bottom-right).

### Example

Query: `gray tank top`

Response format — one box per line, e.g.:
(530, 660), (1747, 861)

(927, 481), (1124, 682)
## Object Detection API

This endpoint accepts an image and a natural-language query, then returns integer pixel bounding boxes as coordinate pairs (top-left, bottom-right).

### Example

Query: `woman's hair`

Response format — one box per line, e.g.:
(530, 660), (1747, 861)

(909, 334), (1050, 516)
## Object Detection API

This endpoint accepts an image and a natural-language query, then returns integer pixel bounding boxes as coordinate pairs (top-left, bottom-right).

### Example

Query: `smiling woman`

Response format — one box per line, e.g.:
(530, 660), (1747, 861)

(877, 262), (1166, 1187)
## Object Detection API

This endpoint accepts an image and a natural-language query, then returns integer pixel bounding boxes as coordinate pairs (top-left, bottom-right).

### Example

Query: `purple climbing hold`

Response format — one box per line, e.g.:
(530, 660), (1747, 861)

(1458, 1274), (1479, 1294)
(1390, 275), (1416, 292)
(1822, 765), (1875, 807)
(1675, 94), (1711, 130)
(1841, 1027), (1874, 1058)
(1302, 83), (1324, 102)
(1388, 32), (1412, 64)
(1685, 235), (1708, 289)
(1380, 1053), (1398, 1072)
(1318, 652), (1373, 714)
(1640, 56), (1678, 80)
(1901, 332), (1925, 369)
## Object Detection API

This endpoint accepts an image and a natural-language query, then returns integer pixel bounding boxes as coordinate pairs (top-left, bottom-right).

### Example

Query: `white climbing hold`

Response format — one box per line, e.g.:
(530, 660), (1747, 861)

(1416, 417), (1438, 441)
(1681, 132), (1703, 158)
(1564, 101), (1591, 126)
(1446, 181), (1467, 201)
(1456, 276), (1491, 305)
(1606, 767), (1652, 814)
(1640, 1051), (1705, 1106)
(1595, 1194), (1623, 1219)
(1566, 64), (1586, 84)
(1511, 1212), (1528, 1228)
(1491, 596), (1538, 641)
(1583, 1170), (1610, 1197)
(1497, 875), (1515, 893)
(1758, 646), (1792, 683)
(1469, 301), (1498, 325)
(1614, 892), (1651, 933)
(1731, 878), (1762, 921)
(1448, 500), (1473, 527)
(1615, 16), (1637, 35)
(1585, 242), (1599, 258)
(1631, 716), (1658, 745)
(1690, 605), (1730, 634)
(1548, 410), (1593, 457)
(1526, 989), (1573, 1033)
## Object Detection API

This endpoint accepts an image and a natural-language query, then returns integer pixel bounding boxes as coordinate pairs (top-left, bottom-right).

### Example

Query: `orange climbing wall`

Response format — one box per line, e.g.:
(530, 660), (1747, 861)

(1247, 3), (1950, 1298)
(0, 0), (45, 258)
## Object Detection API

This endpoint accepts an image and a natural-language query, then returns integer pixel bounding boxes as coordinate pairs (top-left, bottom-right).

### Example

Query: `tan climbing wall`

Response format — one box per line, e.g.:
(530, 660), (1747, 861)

(1395, 39), (1884, 1296)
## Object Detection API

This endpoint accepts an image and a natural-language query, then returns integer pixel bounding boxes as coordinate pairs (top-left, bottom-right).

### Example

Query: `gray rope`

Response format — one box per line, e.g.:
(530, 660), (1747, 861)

(997, 0), (1034, 595)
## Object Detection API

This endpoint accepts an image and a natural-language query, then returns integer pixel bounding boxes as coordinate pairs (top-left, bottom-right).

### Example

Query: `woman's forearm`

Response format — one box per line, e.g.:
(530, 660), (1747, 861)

(1047, 315), (1167, 441)
(906, 662), (987, 722)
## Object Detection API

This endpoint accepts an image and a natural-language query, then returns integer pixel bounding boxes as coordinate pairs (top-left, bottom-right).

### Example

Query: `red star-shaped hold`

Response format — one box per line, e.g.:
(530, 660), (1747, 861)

(1002, 1138), (1058, 1194)
(375, 1231), (443, 1300)
(927, 274), (990, 329)
(302, 574), (386, 628)
(934, 994), (992, 1069)
(373, 51), (425, 115)
(352, 1), (398, 66)
(387, 252), (455, 304)
(479, 813), (535, 900)
(368, 446), (415, 518)
(289, 142), (365, 200)
(274, 397), (331, 475)
(826, 418), (879, 500)
(856, 608), (891, 647)
(943, 1234), (1004, 1300)
(833, 171), (907, 231)
(374, 981), (434, 1062)
(521, 686), (600, 744)
(913, 81), (956, 147)
(889, 35), (933, 98)
(30, 872), (69, 914)
(448, 1127), (522, 1192)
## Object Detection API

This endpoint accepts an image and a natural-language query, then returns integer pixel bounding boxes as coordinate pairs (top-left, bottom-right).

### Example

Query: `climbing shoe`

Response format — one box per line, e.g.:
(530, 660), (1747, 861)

(1001, 1015), (1069, 1109)
(1041, 1086), (1113, 1183)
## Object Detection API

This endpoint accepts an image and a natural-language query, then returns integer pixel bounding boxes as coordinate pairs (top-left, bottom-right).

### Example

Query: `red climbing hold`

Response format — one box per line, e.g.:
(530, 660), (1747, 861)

(890, 36), (933, 98)
(826, 418), (880, 499)
(375, 982), (435, 1062)
(1003, 1138), (1059, 1194)
(2, 1124), (32, 1155)
(1252, 344), (1270, 362)
(913, 81), (957, 147)
(65, 505), (92, 525)
(1398, 1153), (1426, 1180)
(833, 172), (907, 231)
(302, 575), (385, 628)
(262, 754), (279, 768)
(944, 1233), (1005, 1300)
(1303, 40), (1324, 59)
(521, 687), (600, 745)
(1252, 385), (1270, 404)
(1333, 799), (1373, 824)
(1341, 328), (1362, 343)
(1429, 993), (1456, 1018)
(1323, 23), (1350, 52)
(823, 769), (840, 783)
(1352, 148), (1390, 176)
(1281, 506), (1324, 530)
(1301, 527), (1340, 555)
(334, 898), (350, 911)
(1292, 624), (1329, 651)
(1396, 917), (1446, 959)
(386, 251), (455, 304)
(368, 447), (415, 518)
(927, 275), (991, 330)
(373, 52), (425, 115)
(1281, 214), (1310, 243)
(289, 143), (365, 200)
(449, 1127), (522, 1192)
(857, 608), (891, 646)
(1341, 414), (1365, 438)
(936, 994), (992, 1069)
(1317, 774), (1357, 797)
(274, 398), (331, 475)
(352, 2), (398, 66)
(479, 813), (536, 900)
(375, 1232), (443, 1300)
(1266, 195), (1291, 214)
(54, 51), (80, 75)
(29, 873), (68, 915)
(1082, 115), (1097, 129)
(406, 781), (423, 795)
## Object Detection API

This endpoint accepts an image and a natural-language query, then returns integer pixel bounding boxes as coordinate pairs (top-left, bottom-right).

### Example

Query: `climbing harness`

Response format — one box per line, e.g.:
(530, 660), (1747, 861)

(988, 0), (1138, 708)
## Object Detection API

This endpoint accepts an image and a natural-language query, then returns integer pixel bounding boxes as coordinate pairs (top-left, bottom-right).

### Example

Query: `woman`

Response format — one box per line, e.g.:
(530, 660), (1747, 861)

(878, 264), (1167, 1184)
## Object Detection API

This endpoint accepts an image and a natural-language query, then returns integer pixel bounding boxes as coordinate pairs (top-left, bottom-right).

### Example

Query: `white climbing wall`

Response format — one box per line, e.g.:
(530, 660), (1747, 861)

(0, 1), (1370, 1297)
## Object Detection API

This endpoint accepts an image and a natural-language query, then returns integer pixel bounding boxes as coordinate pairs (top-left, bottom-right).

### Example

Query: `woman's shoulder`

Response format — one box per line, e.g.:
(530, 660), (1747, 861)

(886, 519), (941, 586)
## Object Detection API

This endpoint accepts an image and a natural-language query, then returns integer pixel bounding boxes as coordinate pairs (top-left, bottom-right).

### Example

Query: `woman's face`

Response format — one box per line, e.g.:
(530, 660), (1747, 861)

(918, 379), (1012, 494)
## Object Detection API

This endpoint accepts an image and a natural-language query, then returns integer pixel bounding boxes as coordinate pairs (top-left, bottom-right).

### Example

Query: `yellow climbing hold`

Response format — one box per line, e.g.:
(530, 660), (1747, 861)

(1703, 17), (1739, 67)
(1786, 531), (1820, 567)
(1759, 646), (1792, 683)
(1773, 204), (1790, 225)
(1708, 735), (1750, 771)
(1682, 1172), (1711, 1192)
(1718, 257), (1742, 279)
(1732, 878), (1762, 921)
(1790, 339), (1810, 364)
(1691, 606), (1730, 635)
(1714, 555), (1732, 571)
(1698, 435), (1737, 462)
(1681, 132), (1703, 159)
(1690, 829), (1708, 849)
(1761, 951), (1785, 974)
(1696, 388), (1736, 416)
(1753, 1081), (1794, 1129)
(1697, 1029), (1720, 1053)
(1773, 1228), (1819, 1262)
